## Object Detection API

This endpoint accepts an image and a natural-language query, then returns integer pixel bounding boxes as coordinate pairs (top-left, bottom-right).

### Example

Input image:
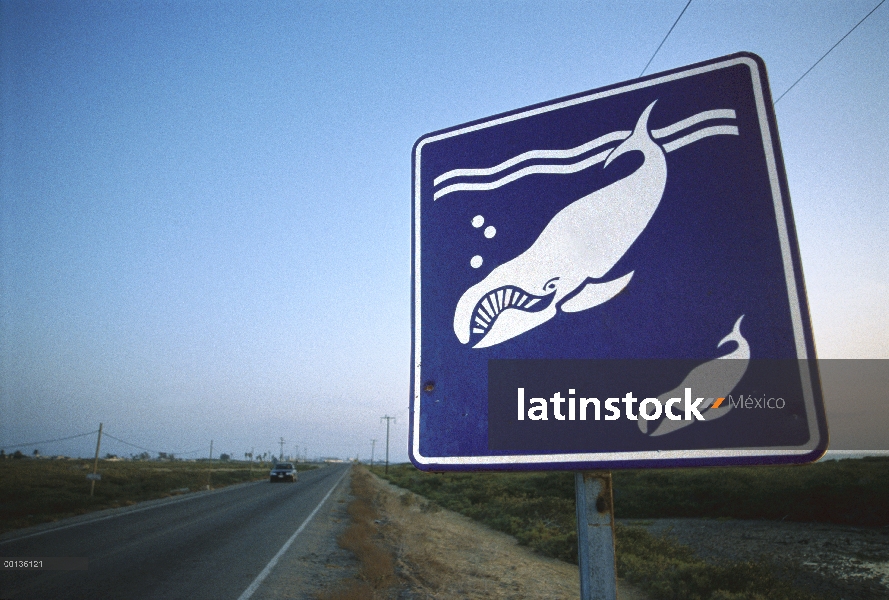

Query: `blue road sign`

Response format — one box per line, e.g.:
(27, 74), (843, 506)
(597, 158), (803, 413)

(410, 53), (828, 471)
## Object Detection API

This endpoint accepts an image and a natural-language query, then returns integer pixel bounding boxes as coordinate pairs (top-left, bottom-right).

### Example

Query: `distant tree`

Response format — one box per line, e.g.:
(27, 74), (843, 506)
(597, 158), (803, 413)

(32, 449), (39, 457)
(0, 449), (5, 459)
(13, 450), (25, 459)
(219, 453), (230, 461)
(105, 453), (117, 459)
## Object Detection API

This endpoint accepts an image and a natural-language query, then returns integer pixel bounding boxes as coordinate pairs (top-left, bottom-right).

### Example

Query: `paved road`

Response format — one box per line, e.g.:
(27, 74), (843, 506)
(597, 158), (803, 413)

(0, 464), (350, 600)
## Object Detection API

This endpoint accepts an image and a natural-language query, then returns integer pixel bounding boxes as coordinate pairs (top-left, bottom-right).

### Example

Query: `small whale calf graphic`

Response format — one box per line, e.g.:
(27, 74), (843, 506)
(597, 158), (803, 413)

(639, 315), (750, 437)
(454, 101), (667, 348)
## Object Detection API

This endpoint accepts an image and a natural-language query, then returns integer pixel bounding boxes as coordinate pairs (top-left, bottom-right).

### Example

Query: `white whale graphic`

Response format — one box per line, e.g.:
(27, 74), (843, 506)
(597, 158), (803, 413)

(638, 315), (750, 436)
(453, 101), (667, 348)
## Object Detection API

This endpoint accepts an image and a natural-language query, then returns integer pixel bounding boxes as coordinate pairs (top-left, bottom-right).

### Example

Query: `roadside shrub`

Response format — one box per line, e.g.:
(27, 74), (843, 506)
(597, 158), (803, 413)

(335, 469), (396, 591)
(380, 464), (827, 600)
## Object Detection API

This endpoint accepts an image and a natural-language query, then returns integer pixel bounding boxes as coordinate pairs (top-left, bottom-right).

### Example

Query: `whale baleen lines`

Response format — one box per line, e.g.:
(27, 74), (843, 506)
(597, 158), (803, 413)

(453, 101), (668, 348)
(433, 107), (738, 201)
(470, 285), (551, 337)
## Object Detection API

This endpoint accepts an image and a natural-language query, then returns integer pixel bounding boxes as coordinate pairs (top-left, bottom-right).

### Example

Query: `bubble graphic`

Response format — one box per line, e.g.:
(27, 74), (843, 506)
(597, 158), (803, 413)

(484, 226), (497, 238)
(470, 255), (483, 268)
(472, 215), (484, 228)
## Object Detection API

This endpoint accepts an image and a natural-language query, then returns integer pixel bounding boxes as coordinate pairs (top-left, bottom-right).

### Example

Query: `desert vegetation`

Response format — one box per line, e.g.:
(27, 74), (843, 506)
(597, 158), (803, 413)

(611, 457), (889, 526)
(318, 467), (397, 599)
(0, 458), (316, 534)
(376, 459), (889, 600)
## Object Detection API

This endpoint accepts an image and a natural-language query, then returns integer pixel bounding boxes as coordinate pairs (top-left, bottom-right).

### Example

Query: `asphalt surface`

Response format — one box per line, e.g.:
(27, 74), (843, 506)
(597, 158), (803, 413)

(0, 463), (350, 600)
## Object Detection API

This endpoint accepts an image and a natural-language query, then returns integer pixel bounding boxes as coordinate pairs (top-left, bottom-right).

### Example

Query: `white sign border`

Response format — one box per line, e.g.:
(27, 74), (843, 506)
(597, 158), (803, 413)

(411, 54), (823, 467)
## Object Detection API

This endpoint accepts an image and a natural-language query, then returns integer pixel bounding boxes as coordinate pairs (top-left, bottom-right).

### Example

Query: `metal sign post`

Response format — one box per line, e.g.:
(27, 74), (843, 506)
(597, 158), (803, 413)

(576, 472), (616, 600)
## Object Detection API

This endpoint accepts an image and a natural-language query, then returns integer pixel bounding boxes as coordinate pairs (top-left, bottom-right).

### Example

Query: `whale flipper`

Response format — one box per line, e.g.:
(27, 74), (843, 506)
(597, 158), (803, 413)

(561, 272), (634, 313)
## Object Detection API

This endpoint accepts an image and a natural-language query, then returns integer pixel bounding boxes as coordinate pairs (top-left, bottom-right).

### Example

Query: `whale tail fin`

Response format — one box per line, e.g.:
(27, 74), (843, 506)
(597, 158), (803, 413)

(718, 315), (748, 358)
(605, 100), (658, 169)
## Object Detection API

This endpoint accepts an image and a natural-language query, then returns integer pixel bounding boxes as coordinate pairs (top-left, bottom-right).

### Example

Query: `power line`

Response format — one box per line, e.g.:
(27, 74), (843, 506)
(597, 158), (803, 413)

(774, 0), (886, 104)
(101, 432), (200, 456)
(1, 430), (98, 450)
(101, 432), (153, 452)
(640, 0), (693, 77)
(1, 428), (201, 457)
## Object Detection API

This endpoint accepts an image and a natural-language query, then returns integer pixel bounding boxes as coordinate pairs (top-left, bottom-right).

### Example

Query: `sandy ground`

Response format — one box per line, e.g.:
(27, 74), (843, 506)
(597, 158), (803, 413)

(255, 467), (645, 599)
(369, 470), (647, 600)
(248, 467), (889, 600)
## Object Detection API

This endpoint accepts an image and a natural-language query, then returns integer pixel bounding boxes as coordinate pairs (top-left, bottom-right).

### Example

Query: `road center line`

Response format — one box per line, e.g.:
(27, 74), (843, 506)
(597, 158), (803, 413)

(236, 467), (350, 600)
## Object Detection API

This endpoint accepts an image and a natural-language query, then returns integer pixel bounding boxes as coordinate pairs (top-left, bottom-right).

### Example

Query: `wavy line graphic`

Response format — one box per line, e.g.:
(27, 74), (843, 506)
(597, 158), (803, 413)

(433, 108), (738, 201)
(433, 130), (630, 186)
(433, 149), (613, 201)
(662, 125), (739, 152)
(651, 109), (736, 139)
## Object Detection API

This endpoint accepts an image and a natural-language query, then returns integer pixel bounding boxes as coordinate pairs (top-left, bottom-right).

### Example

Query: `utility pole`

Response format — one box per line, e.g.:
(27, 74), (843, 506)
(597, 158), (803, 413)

(380, 416), (395, 474)
(279, 437), (285, 462)
(90, 423), (103, 497)
(370, 439), (377, 471)
(208, 440), (214, 489)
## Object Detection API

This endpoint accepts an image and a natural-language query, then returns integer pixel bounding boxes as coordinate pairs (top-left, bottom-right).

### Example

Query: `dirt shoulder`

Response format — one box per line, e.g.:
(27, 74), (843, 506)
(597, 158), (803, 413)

(257, 468), (888, 600)
(251, 472), (359, 600)
(368, 469), (648, 600)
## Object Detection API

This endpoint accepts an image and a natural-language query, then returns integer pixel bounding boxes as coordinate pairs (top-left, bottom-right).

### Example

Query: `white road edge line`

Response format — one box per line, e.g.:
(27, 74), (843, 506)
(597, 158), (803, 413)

(0, 480), (264, 546)
(236, 467), (350, 600)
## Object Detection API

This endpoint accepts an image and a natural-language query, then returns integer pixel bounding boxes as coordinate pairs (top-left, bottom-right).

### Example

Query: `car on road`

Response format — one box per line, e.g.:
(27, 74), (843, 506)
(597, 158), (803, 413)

(269, 462), (298, 483)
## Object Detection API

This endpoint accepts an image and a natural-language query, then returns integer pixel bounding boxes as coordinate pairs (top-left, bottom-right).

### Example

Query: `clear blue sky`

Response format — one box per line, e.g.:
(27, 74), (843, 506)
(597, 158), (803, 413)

(2, 1), (887, 460)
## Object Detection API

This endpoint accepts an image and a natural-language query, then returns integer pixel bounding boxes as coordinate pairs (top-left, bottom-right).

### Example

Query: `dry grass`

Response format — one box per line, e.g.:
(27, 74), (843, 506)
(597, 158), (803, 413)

(370, 472), (653, 600)
(322, 468), (649, 599)
(379, 465), (834, 600)
(316, 579), (373, 600)
(317, 468), (398, 599)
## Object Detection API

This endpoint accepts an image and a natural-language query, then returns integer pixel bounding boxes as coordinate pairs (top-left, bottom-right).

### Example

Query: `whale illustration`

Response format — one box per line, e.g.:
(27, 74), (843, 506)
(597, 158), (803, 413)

(638, 315), (750, 436)
(453, 101), (668, 348)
